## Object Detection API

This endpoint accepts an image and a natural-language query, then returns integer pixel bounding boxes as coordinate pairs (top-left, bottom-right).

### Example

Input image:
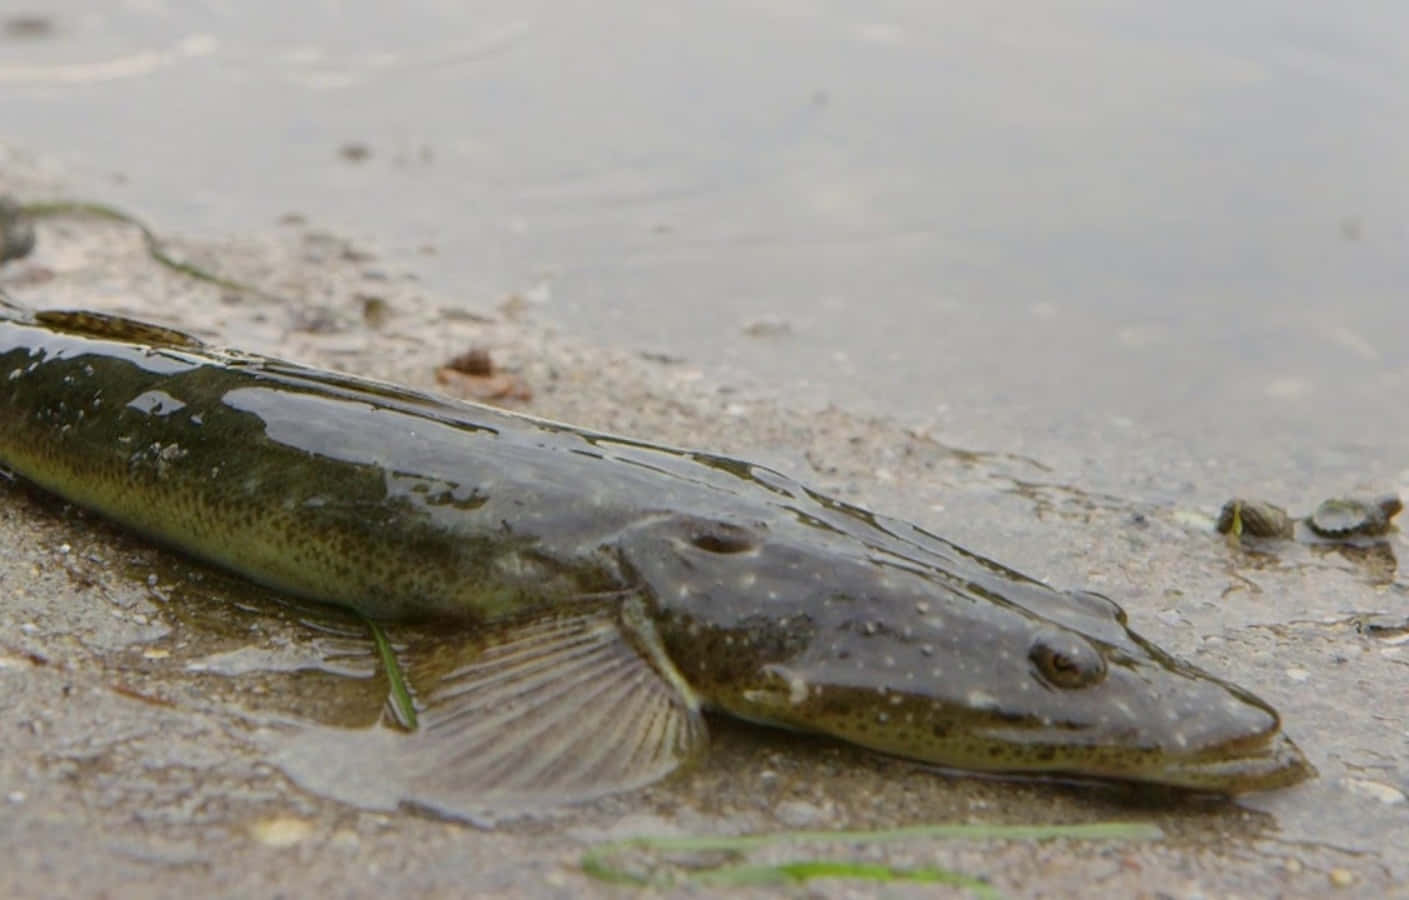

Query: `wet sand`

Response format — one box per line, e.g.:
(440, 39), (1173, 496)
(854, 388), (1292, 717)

(0, 149), (1405, 897)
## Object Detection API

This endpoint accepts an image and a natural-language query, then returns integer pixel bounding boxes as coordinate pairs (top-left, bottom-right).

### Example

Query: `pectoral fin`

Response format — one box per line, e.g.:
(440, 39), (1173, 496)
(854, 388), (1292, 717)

(268, 595), (707, 826)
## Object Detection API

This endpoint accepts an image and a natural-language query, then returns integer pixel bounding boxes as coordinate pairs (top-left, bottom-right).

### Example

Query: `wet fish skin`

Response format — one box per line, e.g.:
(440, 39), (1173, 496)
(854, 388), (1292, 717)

(0, 299), (1313, 807)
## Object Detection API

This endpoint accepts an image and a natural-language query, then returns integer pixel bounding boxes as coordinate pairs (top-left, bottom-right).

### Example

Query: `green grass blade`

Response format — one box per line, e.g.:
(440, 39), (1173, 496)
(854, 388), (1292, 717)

(362, 616), (418, 731)
(19, 200), (285, 301)
(582, 820), (1161, 894)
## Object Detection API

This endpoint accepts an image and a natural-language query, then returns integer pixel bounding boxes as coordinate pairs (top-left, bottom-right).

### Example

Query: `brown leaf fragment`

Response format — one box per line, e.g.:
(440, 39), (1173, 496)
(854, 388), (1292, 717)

(443, 347), (494, 376)
(435, 364), (533, 406)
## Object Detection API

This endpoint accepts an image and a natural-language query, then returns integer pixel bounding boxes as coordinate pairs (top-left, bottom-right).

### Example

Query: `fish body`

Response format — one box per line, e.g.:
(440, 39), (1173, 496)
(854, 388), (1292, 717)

(0, 297), (1312, 816)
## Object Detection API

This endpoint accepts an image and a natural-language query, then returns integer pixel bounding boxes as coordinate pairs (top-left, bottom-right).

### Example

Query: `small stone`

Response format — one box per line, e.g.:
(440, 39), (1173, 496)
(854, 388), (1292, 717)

(774, 800), (825, 827)
(338, 142), (372, 163)
(358, 295), (390, 329)
(1342, 777), (1407, 805)
(1328, 868), (1355, 888)
(741, 315), (792, 338)
(3, 15), (54, 38)
(249, 815), (314, 847)
(542, 870), (569, 888)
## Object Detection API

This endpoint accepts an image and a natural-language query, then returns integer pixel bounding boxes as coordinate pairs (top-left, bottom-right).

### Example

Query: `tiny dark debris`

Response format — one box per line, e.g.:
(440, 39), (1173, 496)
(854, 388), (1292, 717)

(3, 15), (54, 38)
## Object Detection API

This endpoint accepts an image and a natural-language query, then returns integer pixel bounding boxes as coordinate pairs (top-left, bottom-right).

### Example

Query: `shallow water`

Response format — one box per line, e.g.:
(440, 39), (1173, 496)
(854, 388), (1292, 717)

(4, 1), (1409, 493)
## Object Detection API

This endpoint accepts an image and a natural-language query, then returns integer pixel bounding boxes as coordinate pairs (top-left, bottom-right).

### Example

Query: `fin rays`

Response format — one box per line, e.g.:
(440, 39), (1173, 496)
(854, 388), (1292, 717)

(383, 598), (706, 822)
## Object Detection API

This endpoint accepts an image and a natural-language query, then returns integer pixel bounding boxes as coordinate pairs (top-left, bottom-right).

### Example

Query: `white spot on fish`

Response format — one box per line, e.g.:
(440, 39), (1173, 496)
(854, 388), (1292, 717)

(759, 664), (810, 706)
(966, 689), (998, 710)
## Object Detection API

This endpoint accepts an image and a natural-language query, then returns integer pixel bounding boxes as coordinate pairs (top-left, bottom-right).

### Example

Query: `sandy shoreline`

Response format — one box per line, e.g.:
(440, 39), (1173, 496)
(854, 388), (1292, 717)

(1, 144), (1404, 898)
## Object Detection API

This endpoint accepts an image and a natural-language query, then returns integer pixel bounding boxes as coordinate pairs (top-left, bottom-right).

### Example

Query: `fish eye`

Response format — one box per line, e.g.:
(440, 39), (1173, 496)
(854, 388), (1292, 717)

(1029, 629), (1107, 689)
(689, 522), (759, 554)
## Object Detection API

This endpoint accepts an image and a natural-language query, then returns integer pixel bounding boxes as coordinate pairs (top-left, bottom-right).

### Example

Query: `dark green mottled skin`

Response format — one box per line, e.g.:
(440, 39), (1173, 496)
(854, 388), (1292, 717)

(0, 304), (1313, 792)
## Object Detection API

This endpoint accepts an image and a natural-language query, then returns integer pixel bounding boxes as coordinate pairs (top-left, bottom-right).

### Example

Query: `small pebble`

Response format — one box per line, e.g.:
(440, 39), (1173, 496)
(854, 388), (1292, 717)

(774, 799), (825, 828)
(338, 142), (372, 163)
(3, 15), (54, 38)
(249, 815), (314, 848)
(741, 315), (792, 338)
(1328, 868), (1355, 887)
(542, 870), (569, 888)
(1342, 777), (1407, 805)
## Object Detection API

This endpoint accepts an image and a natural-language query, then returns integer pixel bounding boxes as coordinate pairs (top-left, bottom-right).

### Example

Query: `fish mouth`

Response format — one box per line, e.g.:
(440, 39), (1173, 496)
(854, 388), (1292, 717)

(971, 711), (1316, 794)
(1143, 731), (1316, 794)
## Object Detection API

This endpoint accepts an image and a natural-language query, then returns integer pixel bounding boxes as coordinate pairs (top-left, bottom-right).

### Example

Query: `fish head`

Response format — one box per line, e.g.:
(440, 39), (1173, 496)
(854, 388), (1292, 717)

(621, 511), (1313, 794)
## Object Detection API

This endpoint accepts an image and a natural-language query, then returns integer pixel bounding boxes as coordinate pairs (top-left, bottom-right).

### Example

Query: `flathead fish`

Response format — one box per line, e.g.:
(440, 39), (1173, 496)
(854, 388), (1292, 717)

(0, 295), (1312, 819)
